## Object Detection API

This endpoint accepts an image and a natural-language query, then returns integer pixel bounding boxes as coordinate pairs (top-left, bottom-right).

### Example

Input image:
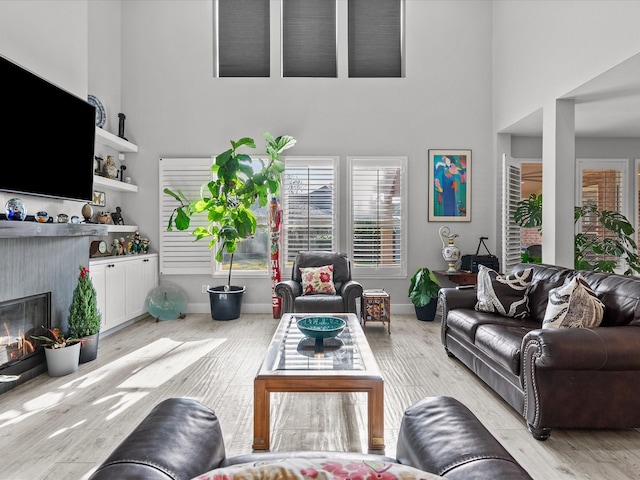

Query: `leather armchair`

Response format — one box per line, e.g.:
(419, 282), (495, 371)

(275, 251), (363, 315)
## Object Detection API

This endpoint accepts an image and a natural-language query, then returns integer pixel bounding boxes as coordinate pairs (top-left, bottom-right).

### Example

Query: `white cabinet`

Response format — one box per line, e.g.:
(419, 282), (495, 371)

(90, 254), (159, 332)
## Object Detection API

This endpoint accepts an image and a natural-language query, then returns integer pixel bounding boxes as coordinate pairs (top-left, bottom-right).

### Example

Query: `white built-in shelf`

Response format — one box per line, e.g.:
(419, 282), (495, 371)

(108, 225), (139, 233)
(93, 175), (138, 193)
(95, 127), (138, 153)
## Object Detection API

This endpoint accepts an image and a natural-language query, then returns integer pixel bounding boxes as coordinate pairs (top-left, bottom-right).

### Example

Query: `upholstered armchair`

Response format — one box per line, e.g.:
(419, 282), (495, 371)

(275, 251), (363, 315)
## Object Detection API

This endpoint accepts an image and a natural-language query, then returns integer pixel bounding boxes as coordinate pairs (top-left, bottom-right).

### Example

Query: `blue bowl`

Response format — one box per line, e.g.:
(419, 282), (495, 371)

(296, 316), (346, 339)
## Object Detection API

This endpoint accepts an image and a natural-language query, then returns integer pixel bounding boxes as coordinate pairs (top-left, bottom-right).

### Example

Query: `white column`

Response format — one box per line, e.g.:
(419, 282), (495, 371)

(541, 98), (575, 268)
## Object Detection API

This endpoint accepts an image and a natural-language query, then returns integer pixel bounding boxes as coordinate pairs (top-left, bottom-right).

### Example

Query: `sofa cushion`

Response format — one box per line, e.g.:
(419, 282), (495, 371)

(475, 324), (535, 375)
(475, 265), (534, 318)
(543, 274), (605, 329)
(299, 264), (336, 295)
(193, 457), (444, 480)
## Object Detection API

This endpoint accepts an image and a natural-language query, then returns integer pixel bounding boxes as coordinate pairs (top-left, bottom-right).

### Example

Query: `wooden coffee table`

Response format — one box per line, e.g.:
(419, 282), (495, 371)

(253, 313), (385, 452)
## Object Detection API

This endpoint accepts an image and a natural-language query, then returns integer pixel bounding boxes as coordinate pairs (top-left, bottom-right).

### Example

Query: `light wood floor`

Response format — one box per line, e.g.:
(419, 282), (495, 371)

(1, 313), (639, 480)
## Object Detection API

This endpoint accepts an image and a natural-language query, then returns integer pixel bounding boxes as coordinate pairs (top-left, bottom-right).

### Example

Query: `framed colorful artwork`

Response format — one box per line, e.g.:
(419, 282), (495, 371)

(428, 149), (471, 222)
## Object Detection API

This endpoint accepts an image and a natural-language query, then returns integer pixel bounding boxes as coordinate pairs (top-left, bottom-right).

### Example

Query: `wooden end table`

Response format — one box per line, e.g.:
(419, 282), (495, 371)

(253, 313), (385, 453)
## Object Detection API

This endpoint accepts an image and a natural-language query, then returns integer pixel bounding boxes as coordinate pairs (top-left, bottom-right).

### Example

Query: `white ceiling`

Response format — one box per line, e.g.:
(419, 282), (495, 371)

(501, 53), (640, 138)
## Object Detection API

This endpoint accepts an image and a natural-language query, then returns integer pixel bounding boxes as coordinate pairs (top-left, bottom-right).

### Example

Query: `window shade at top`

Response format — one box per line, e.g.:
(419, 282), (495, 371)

(282, 0), (337, 78)
(218, 0), (270, 77)
(348, 0), (402, 78)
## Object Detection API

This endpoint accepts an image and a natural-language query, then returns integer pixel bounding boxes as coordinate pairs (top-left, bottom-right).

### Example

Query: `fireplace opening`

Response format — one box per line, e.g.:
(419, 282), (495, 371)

(0, 292), (51, 393)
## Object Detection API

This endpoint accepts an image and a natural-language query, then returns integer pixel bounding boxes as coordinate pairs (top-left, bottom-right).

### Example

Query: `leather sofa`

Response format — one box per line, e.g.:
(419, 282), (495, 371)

(275, 251), (363, 314)
(87, 395), (532, 480)
(440, 262), (640, 440)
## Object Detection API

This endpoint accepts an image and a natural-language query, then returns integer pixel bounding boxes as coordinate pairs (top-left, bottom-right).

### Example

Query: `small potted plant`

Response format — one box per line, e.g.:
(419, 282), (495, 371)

(31, 327), (81, 377)
(67, 265), (102, 363)
(408, 267), (441, 321)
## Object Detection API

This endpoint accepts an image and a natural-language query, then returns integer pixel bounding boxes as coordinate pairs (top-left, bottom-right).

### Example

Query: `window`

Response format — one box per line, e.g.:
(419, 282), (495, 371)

(501, 154), (524, 274)
(348, 0), (403, 78)
(281, 157), (338, 266)
(216, 0), (270, 77)
(348, 157), (406, 277)
(282, 0), (337, 78)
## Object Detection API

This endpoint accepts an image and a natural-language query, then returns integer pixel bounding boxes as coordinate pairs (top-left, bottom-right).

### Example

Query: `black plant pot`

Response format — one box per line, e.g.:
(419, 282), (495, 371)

(79, 332), (99, 363)
(208, 285), (246, 321)
(414, 299), (438, 321)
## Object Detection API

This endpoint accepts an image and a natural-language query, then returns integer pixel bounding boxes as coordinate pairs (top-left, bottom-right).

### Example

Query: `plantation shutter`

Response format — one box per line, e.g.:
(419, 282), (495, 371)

(216, 0), (270, 77)
(348, 0), (403, 78)
(501, 154), (522, 274)
(282, 0), (337, 77)
(349, 157), (406, 277)
(577, 159), (627, 267)
(159, 157), (214, 275)
(281, 157), (337, 265)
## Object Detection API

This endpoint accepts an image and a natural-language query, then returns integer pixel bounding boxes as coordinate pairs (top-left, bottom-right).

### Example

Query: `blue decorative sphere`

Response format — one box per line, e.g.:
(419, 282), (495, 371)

(5, 198), (26, 221)
(146, 285), (187, 321)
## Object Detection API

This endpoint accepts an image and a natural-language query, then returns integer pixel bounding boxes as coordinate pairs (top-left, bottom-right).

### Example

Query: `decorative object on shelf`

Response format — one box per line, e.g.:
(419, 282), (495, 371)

(128, 230), (142, 254)
(57, 213), (69, 223)
(88, 94), (106, 128)
(118, 112), (127, 140)
(5, 198), (26, 221)
(82, 203), (93, 223)
(96, 212), (111, 224)
(31, 326), (81, 377)
(145, 285), (187, 321)
(89, 240), (109, 257)
(409, 267), (441, 321)
(91, 191), (106, 207)
(164, 132), (296, 321)
(103, 155), (118, 179)
(125, 176), (132, 184)
(111, 206), (125, 225)
(120, 164), (126, 182)
(70, 216), (80, 224)
(35, 211), (48, 223)
(94, 155), (103, 174)
(428, 149), (471, 222)
(111, 238), (125, 255)
(141, 237), (150, 253)
(439, 226), (460, 273)
(67, 265), (102, 363)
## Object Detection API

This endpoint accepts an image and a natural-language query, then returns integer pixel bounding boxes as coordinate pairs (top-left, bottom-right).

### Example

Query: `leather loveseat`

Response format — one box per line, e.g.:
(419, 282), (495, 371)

(87, 395), (532, 480)
(440, 262), (640, 440)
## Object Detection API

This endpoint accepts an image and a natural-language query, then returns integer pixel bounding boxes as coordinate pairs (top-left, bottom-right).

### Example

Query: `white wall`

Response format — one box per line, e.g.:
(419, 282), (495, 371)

(120, 0), (495, 313)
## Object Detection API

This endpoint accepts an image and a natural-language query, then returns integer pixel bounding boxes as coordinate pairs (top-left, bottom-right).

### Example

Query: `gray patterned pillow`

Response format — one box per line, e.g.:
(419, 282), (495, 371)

(542, 274), (604, 329)
(475, 265), (534, 318)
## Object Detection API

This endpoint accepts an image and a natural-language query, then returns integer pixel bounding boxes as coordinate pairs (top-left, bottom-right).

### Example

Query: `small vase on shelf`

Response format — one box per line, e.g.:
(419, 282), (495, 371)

(439, 226), (460, 273)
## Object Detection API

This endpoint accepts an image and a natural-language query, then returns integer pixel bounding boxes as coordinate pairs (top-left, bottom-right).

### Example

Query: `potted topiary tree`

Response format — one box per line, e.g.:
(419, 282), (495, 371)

(408, 267), (441, 321)
(164, 132), (296, 320)
(67, 265), (102, 363)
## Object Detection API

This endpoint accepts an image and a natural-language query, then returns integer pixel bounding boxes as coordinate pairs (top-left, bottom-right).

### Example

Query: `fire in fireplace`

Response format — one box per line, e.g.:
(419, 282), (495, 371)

(0, 292), (51, 393)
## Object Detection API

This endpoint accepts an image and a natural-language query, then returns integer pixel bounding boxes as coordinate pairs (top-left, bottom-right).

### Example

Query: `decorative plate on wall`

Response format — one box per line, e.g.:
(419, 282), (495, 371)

(88, 94), (106, 128)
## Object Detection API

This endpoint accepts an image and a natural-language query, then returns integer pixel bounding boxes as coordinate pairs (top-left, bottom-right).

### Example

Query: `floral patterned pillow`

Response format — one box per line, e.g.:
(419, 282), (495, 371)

(299, 264), (336, 295)
(192, 458), (444, 480)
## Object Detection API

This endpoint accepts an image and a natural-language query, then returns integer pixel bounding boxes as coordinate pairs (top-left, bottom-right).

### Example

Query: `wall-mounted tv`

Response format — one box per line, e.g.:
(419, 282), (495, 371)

(0, 55), (95, 203)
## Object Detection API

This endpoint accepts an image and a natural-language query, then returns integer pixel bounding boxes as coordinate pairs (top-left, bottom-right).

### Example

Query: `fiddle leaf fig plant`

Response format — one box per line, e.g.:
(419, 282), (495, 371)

(513, 193), (640, 275)
(409, 267), (441, 308)
(164, 132), (296, 287)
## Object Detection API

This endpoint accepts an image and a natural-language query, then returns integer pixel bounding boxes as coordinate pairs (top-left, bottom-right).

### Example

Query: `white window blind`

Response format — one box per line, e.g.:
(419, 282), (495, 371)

(348, 157), (406, 277)
(501, 154), (522, 274)
(159, 157), (214, 275)
(281, 157), (338, 265)
(282, 0), (337, 78)
(348, 0), (403, 78)
(216, 0), (270, 77)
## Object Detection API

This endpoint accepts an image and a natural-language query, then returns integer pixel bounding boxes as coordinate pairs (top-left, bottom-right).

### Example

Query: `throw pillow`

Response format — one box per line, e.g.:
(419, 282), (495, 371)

(542, 274), (605, 329)
(192, 457), (445, 480)
(299, 264), (336, 295)
(475, 265), (534, 319)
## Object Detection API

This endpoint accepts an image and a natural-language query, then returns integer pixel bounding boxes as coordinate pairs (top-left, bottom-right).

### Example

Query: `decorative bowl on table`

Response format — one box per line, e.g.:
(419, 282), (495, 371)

(296, 316), (346, 340)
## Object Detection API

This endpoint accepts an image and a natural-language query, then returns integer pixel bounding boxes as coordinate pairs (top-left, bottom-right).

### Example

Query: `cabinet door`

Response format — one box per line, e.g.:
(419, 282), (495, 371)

(142, 255), (159, 313)
(89, 264), (108, 333)
(105, 262), (127, 330)
(125, 258), (146, 319)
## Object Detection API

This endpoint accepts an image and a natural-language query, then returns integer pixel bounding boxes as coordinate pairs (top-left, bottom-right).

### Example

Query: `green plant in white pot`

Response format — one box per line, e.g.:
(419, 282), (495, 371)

(164, 132), (296, 320)
(31, 327), (81, 377)
(408, 267), (441, 321)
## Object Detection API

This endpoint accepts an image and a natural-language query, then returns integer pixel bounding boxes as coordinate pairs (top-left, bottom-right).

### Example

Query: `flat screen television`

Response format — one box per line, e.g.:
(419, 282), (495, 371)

(0, 55), (96, 203)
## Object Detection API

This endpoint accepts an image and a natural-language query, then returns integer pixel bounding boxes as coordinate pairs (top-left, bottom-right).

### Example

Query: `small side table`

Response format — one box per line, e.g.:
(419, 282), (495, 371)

(361, 289), (391, 333)
(434, 270), (478, 287)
